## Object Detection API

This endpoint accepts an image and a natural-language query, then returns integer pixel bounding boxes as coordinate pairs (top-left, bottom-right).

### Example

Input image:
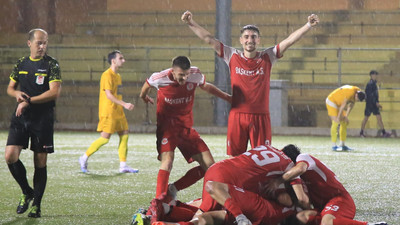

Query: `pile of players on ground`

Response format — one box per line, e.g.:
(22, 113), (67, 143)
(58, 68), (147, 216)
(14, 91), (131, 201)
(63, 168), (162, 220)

(131, 144), (388, 225)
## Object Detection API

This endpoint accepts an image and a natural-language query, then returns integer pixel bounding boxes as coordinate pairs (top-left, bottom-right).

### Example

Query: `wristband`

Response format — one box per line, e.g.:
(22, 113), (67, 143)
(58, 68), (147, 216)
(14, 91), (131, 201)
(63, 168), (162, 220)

(306, 22), (312, 28)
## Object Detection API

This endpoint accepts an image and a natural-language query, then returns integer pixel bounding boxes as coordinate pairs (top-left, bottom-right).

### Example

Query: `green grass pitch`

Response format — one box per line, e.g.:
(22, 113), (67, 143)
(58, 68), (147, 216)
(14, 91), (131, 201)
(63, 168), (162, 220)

(0, 131), (399, 224)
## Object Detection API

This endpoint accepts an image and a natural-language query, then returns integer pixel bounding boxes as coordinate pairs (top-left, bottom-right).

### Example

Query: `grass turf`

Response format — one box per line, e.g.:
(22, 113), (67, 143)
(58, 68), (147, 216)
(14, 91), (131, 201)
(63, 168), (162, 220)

(0, 131), (399, 224)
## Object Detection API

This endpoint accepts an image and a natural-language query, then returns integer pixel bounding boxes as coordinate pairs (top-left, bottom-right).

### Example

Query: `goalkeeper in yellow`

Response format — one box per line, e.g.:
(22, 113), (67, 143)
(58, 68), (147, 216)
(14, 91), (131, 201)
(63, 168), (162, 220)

(79, 50), (138, 173)
(326, 85), (365, 151)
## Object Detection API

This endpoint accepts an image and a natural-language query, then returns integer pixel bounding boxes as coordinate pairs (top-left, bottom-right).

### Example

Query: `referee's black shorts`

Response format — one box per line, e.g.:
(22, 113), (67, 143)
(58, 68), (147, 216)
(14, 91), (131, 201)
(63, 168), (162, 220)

(364, 104), (380, 117)
(6, 107), (55, 153)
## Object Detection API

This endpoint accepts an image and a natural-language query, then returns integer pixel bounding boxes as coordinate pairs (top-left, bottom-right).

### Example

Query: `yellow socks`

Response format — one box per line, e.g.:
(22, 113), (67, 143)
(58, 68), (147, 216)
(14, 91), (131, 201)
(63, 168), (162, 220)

(339, 121), (347, 142)
(118, 134), (129, 162)
(330, 121), (339, 144)
(85, 137), (109, 157)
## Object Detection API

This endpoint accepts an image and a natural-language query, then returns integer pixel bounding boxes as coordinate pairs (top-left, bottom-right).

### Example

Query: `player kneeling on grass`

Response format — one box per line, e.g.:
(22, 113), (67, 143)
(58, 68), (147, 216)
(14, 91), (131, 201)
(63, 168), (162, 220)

(139, 56), (231, 201)
(266, 144), (388, 225)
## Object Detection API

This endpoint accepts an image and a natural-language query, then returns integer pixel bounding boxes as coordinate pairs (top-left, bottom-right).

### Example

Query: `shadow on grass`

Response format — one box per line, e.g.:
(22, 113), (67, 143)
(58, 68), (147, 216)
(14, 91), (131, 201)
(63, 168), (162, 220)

(79, 172), (125, 180)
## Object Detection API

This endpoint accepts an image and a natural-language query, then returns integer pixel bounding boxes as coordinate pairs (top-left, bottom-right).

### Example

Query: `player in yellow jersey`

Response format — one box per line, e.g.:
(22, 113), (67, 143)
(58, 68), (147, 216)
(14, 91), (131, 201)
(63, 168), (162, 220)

(79, 50), (138, 173)
(326, 85), (365, 151)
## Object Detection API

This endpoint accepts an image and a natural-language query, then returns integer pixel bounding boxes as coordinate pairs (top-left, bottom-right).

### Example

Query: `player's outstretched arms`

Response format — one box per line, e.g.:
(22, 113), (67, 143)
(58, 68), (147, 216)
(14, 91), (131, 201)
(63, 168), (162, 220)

(181, 10), (221, 55)
(279, 14), (319, 56)
(139, 82), (154, 104)
(200, 82), (232, 104)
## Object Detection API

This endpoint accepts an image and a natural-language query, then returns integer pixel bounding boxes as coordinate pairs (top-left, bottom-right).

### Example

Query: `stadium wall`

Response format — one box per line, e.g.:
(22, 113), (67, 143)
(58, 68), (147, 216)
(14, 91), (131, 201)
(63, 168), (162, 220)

(106, 0), (399, 11)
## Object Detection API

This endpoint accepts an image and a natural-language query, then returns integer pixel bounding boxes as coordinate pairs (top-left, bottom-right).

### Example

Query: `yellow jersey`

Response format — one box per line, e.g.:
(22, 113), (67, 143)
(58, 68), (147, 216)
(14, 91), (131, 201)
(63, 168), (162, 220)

(98, 68), (125, 119)
(327, 85), (360, 107)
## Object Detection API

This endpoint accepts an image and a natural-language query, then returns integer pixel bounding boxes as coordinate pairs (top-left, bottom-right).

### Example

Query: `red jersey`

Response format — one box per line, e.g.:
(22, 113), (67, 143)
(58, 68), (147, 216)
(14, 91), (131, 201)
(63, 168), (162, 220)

(146, 67), (205, 128)
(296, 154), (350, 210)
(210, 145), (294, 193)
(218, 42), (281, 114)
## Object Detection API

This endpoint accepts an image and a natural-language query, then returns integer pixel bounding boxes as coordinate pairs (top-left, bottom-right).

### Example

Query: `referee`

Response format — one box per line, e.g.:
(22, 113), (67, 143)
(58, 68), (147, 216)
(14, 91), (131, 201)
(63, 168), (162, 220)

(360, 70), (391, 137)
(5, 28), (62, 218)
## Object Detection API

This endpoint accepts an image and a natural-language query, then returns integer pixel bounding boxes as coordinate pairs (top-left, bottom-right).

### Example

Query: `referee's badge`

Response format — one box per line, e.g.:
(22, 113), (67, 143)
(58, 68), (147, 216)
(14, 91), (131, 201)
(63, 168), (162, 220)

(36, 76), (44, 85)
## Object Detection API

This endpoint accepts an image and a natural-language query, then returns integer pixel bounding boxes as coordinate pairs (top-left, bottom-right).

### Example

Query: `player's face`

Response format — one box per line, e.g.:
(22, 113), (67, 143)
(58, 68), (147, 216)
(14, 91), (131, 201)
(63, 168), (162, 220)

(28, 31), (48, 59)
(240, 30), (260, 53)
(113, 53), (125, 68)
(172, 67), (190, 85)
(370, 74), (378, 81)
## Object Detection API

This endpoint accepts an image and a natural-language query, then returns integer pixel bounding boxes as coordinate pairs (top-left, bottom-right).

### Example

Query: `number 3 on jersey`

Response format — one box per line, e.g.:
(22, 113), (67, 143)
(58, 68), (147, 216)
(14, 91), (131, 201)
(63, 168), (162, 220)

(243, 145), (280, 166)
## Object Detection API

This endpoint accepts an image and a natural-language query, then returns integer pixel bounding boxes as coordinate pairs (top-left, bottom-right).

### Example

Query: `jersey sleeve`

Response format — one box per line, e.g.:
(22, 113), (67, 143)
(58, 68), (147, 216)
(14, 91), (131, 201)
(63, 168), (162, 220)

(263, 45), (280, 65)
(49, 59), (62, 83)
(9, 57), (25, 83)
(218, 42), (238, 66)
(296, 153), (314, 170)
(188, 67), (205, 86)
(147, 72), (161, 89)
(102, 72), (113, 91)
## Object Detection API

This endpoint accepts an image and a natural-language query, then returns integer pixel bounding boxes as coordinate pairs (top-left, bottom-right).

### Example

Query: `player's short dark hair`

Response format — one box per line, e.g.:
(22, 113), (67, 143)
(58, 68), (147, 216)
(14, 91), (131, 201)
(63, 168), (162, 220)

(28, 28), (48, 41)
(370, 70), (378, 76)
(172, 56), (191, 70)
(107, 50), (122, 65)
(357, 91), (365, 101)
(282, 144), (301, 163)
(240, 25), (260, 36)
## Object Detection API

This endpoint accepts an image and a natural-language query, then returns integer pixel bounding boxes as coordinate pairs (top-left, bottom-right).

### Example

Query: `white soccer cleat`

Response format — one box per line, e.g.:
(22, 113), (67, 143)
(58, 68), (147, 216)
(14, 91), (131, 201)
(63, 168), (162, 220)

(236, 214), (252, 225)
(79, 156), (88, 173)
(168, 183), (178, 200)
(368, 222), (388, 225)
(119, 166), (139, 173)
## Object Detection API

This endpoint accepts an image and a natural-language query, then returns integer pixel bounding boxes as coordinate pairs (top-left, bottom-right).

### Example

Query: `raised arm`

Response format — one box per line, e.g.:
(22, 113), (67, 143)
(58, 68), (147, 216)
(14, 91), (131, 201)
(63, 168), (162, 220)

(279, 14), (319, 56)
(181, 11), (221, 55)
(200, 82), (232, 104)
(139, 81), (155, 104)
(105, 89), (134, 111)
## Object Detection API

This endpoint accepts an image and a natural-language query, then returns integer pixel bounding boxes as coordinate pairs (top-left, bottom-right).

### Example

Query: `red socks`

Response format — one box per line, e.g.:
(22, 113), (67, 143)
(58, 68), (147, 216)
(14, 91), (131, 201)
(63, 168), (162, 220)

(173, 166), (205, 191)
(156, 169), (170, 198)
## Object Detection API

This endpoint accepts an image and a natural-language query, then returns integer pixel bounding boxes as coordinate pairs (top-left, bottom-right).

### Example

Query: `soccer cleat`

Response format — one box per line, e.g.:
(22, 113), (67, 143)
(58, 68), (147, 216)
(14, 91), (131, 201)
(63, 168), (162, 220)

(368, 222), (388, 225)
(149, 198), (165, 224)
(16, 193), (33, 214)
(360, 132), (366, 138)
(119, 166), (139, 173)
(131, 212), (151, 225)
(332, 146), (339, 151)
(167, 183), (178, 200)
(27, 205), (41, 218)
(236, 214), (252, 225)
(382, 132), (391, 138)
(79, 156), (88, 173)
(341, 145), (352, 151)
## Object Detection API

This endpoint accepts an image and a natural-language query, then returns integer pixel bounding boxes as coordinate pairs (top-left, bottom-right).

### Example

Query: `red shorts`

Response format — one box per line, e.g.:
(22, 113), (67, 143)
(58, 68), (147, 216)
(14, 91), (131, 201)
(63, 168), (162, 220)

(227, 112), (271, 156)
(156, 125), (209, 163)
(224, 185), (295, 225)
(199, 162), (233, 212)
(320, 193), (356, 219)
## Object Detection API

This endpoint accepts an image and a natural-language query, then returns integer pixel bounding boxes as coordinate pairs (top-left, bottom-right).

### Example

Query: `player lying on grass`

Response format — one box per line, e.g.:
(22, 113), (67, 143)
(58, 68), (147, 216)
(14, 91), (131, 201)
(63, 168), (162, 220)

(267, 144), (388, 225)
(133, 144), (309, 225)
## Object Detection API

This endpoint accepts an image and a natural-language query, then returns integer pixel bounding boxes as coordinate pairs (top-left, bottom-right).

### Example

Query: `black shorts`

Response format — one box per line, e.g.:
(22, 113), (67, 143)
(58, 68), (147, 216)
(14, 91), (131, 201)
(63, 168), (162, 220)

(6, 107), (55, 153)
(364, 105), (380, 117)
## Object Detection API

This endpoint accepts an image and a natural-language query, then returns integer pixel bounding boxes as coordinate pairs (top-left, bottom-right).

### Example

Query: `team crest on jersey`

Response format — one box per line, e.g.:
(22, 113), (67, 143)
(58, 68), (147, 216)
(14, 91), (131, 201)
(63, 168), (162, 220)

(186, 83), (194, 91)
(36, 76), (44, 85)
(162, 138), (168, 145)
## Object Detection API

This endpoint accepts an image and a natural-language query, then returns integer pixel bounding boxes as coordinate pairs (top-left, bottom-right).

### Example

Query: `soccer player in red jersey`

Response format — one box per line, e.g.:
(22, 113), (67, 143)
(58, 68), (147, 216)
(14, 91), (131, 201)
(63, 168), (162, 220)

(144, 144), (303, 225)
(269, 145), (387, 225)
(139, 56), (231, 199)
(182, 11), (319, 156)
